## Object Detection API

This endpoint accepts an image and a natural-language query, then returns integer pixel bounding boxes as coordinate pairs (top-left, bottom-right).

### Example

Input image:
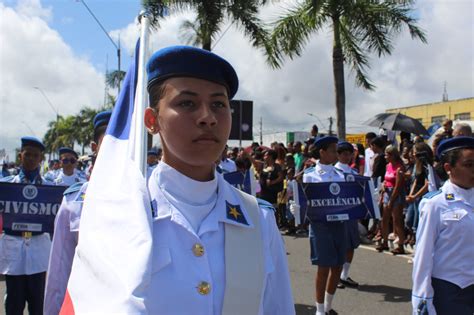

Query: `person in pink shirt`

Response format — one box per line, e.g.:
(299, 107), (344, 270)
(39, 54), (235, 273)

(377, 145), (406, 255)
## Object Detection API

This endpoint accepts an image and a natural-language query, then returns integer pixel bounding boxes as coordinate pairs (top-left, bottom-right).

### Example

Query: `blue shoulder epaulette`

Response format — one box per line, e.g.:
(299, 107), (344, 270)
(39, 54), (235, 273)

(422, 190), (442, 199)
(63, 182), (84, 196)
(0, 175), (14, 182)
(304, 166), (315, 174)
(256, 198), (276, 212)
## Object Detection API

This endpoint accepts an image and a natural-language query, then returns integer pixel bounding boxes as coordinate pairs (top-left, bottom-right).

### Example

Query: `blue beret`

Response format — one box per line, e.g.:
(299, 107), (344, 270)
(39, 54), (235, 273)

(21, 136), (45, 151)
(337, 141), (354, 152)
(147, 150), (158, 156)
(436, 136), (474, 158)
(58, 147), (78, 158)
(93, 111), (112, 130)
(146, 46), (239, 99)
(314, 136), (339, 149)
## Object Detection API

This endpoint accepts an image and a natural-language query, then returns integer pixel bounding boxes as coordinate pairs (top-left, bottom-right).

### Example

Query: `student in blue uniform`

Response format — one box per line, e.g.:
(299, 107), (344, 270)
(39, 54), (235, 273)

(44, 111), (112, 315)
(334, 141), (360, 289)
(0, 137), (53, 315)
(142, 46), (295, 314)
(412, 136), (474, 315)
(54, 147), (86, 186)
(303, 136), (346, 315)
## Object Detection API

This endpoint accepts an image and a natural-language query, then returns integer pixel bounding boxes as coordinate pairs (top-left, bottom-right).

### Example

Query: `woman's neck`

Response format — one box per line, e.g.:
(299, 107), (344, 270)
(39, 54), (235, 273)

(162, 154), (215, 182)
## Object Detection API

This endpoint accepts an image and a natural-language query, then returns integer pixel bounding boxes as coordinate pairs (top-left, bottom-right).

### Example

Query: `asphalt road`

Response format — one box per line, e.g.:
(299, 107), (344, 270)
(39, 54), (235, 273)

(0, 235), (413, 315)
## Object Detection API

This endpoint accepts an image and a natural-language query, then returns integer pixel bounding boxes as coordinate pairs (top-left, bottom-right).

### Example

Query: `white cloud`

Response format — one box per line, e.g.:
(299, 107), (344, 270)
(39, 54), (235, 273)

(109, 0), (473, 141)
(0, 1), (105, 160)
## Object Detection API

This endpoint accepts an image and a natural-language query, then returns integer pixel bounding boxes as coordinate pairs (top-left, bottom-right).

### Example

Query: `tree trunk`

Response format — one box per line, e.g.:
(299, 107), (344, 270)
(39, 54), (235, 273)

(147, 133), (153, 150)
(332, 17), (346, 140)
(202, 40), (212, 51)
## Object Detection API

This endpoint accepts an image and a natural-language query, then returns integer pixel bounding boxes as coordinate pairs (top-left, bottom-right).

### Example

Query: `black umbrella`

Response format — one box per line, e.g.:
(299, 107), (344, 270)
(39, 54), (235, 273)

(364, 112), (429, 136)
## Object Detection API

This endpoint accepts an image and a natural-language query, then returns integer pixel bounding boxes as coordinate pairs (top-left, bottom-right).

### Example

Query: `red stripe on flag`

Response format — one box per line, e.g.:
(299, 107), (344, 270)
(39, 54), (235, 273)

(59, 289), (75, 315)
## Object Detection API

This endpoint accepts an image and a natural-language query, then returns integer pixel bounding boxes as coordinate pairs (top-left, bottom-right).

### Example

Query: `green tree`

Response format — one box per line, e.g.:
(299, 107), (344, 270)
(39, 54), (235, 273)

(266, 0), (427, 139)
(106, 70), (126, 90)
(144, 0), (270, 51)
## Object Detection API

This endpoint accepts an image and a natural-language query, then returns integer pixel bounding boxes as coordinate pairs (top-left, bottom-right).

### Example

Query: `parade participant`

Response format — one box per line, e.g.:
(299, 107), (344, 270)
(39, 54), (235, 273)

(335, 141), (360, 289)
(412, 136), (474, 315)
(54, 147), (86, 186)
(218, 144), (237, 173)
(43, 111), (112, 315)
(44, 159), (60, 182)
(142, 46), (294, 314)
(377, 145), (406, 254)
(303, 136), (346, 315)
(0, 136), (53, 315)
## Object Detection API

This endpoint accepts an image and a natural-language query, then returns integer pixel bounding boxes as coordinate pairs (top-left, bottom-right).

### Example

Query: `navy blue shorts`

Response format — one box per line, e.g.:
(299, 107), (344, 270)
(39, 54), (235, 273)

(345, 220), (360, 250)
(309, 222), (347, 267)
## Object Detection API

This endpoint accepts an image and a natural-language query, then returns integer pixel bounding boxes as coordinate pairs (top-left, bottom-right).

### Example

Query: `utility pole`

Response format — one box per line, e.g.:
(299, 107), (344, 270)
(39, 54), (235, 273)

(259, 117), (263, 145)
(328, 117), (334, 136)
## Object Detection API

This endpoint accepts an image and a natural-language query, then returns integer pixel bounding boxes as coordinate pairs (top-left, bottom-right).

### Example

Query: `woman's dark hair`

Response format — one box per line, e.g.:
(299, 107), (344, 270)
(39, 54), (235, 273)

(440, 148), (465, 167)
(275, 145), (287, 161)
(370, 136), (386, 149)
(413, 142), (433, 177)
(264, 149), (278, 161)
(149, 83), (166, 108)
(93, 125), (108, 143)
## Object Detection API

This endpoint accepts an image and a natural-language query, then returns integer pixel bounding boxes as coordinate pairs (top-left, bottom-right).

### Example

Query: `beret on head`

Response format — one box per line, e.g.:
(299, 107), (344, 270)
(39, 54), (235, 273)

(337, 141), (354, 152)
(58, 147), (78, 158)
(146, 46), (239, 99)
(147, 150), (158, 156)
(21, 136), (45, 151)
(314, 136), (339, 149)
(93, 111), (112, 130)
(436, 136), (474, 158)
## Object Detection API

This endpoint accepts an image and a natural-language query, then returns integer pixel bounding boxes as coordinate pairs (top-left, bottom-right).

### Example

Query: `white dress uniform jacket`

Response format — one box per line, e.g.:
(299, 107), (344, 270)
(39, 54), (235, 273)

(54, 169), (86, 187)
(219, 158), (237, 173)
(412, 180), (474, 314)
(303, 161), (345, 183)
(0, 173), (53, 275)
(44, 182), (87, 315)
(146, 162), (295, 315)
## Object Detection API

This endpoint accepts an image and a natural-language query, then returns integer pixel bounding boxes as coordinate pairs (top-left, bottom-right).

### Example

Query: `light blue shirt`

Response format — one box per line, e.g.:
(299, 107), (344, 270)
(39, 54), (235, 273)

(146, 163), (295, 314)
(412, 180), (474, 314)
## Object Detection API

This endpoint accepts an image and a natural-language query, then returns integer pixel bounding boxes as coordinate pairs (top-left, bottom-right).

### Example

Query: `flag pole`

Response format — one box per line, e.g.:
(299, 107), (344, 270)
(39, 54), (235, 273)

(133, 11), (151, 176)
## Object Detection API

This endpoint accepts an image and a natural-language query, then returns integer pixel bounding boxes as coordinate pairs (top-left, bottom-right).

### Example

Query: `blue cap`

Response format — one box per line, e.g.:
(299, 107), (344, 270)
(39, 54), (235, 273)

(93, 111), (112, 130)
(58, 147), (78, 158)
(147, 150), (158, 156)
(337, 141), (354, 152)
(314, 136), (339, 149)
(436, 136), (474, 158)
(146, 46), (239, 99)
(21, 136), (45, 151)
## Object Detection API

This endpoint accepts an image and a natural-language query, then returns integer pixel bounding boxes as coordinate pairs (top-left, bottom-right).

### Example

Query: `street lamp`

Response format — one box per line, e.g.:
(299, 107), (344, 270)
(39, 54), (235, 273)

(78, 0), (121, 92)
(33, 87), (59, 158)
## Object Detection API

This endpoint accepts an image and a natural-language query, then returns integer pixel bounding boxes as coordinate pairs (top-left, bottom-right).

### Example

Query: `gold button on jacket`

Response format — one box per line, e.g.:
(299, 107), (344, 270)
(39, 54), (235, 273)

(197, 282), (211, 295)
(192, 243), (205, 257)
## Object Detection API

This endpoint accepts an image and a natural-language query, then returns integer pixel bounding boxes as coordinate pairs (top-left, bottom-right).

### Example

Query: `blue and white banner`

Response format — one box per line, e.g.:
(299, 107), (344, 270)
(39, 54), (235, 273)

(297, 176), (380, 223)
(0, 182), (66, 233)
(223, 170), (252, 194)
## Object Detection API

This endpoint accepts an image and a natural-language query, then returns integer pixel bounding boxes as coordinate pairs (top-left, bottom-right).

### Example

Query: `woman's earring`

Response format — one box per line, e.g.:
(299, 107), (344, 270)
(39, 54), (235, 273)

(150, 126), (155, 132)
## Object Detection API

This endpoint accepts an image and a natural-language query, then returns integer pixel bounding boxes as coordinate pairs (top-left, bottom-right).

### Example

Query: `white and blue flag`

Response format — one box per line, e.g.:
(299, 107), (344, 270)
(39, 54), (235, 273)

(63, 37), (153, 314)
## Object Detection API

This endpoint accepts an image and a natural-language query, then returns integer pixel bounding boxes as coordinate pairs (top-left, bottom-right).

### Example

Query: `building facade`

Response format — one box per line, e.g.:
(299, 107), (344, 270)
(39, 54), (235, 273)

(386, 97), (473, 127)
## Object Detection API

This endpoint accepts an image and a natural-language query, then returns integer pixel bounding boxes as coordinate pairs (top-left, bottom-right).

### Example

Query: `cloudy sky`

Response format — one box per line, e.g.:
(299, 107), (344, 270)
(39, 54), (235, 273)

(0, 0), (473, 160)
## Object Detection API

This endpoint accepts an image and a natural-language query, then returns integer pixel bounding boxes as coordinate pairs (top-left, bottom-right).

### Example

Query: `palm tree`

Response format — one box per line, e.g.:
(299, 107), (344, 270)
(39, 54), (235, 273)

(144, 0), (270, 51)
(106, 70), (126, 90)
(266, 0), (427, 139)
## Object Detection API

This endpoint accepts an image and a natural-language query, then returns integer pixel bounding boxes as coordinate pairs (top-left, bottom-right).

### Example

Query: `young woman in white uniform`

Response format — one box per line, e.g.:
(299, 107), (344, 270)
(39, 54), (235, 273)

(142, 46), (295, 315)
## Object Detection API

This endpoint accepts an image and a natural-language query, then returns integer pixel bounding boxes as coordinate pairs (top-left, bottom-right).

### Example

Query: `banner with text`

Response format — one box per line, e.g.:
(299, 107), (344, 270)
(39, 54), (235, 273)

(0, 182), (66, 234)
(297, 176), (380, 223)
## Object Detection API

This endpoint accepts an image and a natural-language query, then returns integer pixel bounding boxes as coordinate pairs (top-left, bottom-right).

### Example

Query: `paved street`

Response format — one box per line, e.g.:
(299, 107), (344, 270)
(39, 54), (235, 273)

(0, 235), (413, 315)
